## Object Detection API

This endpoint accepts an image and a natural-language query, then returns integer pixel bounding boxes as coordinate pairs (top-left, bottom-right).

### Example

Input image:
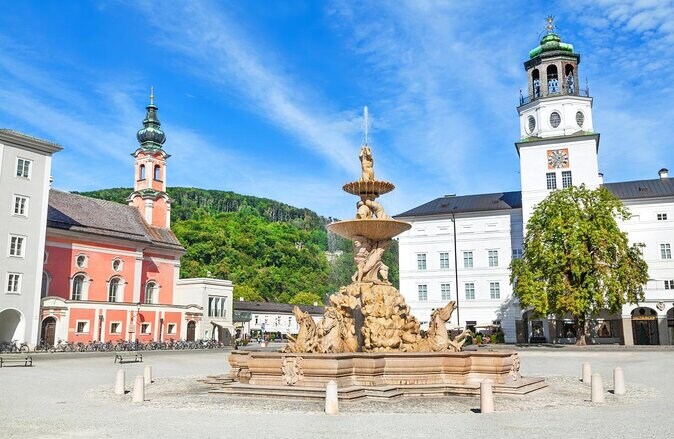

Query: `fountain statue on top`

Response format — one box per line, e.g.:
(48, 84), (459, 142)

(284, 108), (471, 354)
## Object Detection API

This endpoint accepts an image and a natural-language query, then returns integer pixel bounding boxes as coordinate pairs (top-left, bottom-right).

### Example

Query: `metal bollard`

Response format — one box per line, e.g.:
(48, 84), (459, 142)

(480, 381), (494, 414)
(132, 375), (145, 403)
(613, 367), (625, 395)
(144, 365), (153, 385)
(591, 373), (605, 403)
(582, 362), (592, 384)
(114, 369), (125, 395)
(325, 380), (339, 415)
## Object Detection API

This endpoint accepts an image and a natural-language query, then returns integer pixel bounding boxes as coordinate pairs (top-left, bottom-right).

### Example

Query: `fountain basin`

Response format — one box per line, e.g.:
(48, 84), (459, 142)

(208, 350), (546, 400)
(343, 180), (395, 197)
(327, 219), (411, 241)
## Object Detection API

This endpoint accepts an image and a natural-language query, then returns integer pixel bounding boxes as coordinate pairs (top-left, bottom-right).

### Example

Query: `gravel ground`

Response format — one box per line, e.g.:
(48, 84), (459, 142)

(1, 348), (673, 438)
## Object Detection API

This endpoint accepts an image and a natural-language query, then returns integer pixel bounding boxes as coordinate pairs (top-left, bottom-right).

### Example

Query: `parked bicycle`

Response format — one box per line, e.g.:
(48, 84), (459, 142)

(0, 339), (29, 353)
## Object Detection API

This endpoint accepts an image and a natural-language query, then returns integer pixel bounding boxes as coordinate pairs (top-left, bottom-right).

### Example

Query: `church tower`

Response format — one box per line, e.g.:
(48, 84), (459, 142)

(128, 88), (172, 228)
(516, 17), (601, 224)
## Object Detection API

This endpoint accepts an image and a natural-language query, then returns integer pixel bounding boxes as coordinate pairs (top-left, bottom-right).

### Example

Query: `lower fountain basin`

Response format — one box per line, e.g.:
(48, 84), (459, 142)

(327, 219), (411, 241)
(208, 350), (547, 400)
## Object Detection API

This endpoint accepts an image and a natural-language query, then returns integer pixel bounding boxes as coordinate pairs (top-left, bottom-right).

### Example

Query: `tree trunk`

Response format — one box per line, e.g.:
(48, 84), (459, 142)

(575, 315), (587, 346)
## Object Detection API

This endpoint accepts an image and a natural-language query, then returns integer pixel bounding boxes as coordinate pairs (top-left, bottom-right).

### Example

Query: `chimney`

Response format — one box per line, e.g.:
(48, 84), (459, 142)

(598, 173), (604, 184)
(658, 168), (669, 179)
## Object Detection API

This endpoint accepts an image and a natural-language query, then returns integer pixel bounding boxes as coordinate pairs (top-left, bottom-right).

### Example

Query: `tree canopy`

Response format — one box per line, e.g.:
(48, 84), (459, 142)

(510, 185), (649, 344)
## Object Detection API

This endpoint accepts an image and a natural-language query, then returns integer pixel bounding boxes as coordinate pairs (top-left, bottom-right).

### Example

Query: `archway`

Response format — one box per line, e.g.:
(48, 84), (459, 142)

(0, 309), (23, 343)
(546, 64), (559, 94)
(186, 321), (196, 342)
(41, 317), (57, 346)
(631, 307), (659, 345)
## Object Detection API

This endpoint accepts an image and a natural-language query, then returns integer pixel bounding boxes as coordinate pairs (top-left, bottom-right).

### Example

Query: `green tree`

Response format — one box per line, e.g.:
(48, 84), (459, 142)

(289, 291), (324, 306)
(510, 185), (649, 345)
(233, 284), (264, 302)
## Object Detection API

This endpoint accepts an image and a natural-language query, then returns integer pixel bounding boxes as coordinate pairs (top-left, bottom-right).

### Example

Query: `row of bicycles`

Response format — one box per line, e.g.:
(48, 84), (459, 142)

(1, 338), (227, 353)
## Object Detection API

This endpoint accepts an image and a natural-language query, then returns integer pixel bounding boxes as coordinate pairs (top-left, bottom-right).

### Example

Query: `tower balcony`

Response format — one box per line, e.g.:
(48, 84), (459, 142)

(519, 84), (590, 106)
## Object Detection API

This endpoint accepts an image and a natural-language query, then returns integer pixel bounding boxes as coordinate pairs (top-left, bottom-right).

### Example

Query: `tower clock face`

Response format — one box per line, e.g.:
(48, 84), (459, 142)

(547, 148), (569, 169)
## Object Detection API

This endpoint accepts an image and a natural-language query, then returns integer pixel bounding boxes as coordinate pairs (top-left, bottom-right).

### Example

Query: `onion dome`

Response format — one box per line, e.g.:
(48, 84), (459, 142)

(136, 87), (166, 150)
(529, 16), (575, 59)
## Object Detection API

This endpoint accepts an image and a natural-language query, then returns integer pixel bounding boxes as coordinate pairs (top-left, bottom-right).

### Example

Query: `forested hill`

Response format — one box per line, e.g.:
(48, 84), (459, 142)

(78, 187), (333, 229)
(77, 187), (399, 305)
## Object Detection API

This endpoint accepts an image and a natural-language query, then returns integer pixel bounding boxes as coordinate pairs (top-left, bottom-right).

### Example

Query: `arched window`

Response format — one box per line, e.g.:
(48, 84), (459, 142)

(546, 65), (559, 94)
(41, 271), (51, 298)
(565, 64), (575, 94)
(139, 164), (146, 180)
(108, 278), (120, 302)
(153, 165), (161, 181)
(531, 69), (540, 98)
(72, 274), (85, 300)
(145, 282), (157, 304)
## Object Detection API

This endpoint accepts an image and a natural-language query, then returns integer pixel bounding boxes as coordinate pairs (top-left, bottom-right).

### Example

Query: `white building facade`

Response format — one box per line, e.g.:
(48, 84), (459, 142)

(397, 26), (674, 345)
(0, 129), (61, 347)
(175, 277), (235, 343)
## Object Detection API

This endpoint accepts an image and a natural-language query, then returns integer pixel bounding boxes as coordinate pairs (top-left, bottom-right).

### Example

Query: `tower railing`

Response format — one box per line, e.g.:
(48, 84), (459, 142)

(519, 85), (590, 106)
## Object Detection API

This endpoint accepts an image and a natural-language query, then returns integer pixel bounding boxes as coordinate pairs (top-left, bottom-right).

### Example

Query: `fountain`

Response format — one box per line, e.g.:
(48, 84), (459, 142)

(210, 113), (546, 400)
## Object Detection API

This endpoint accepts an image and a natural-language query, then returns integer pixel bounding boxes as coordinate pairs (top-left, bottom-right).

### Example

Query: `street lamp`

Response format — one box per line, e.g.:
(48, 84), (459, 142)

(451, 209), (461, 329)
(135, 302), (141, 347)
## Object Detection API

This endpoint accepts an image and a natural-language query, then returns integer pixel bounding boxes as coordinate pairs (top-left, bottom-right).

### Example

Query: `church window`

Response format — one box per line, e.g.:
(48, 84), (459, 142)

(546, 172), (557, 190)
(112, 258), (123, 272)
(527, 116), (536, 134)
(71, 275), (85, 300)
(549, 111), (561, 128)
(145, 282), (157, 304)
(108, 278), (120, 302)
(417, 285), (428, 301)
(417, 253), (427, 270)
(562, 171), (573, 188)
(154, 165), (161, 181)
(464, 283), (475, 300)
(76, 254), (87, 269)
(546, 65), (559, 94)
(139, 164), (146, 180)
(576, 111), (585, 127)
(41, 271), (50, 298)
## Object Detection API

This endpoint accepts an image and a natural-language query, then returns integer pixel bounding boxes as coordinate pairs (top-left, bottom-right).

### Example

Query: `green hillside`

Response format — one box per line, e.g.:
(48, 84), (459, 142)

(78, 187), (399, 304)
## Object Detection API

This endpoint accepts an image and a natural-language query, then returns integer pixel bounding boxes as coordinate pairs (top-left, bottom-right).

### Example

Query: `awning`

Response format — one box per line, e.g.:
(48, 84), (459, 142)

(211, 321), (235, 331)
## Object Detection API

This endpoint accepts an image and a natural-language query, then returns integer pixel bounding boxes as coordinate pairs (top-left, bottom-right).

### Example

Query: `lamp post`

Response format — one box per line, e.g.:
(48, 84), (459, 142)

(451, 209), (461, 329)
(159, 317), (164, 343)
(135, 302), (141, 348)
(98, 314), (104, 342)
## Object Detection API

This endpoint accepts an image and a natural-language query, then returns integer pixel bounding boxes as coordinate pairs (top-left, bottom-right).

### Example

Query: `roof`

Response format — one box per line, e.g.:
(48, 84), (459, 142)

(395, 191), (522, 219)
(234, 300), (325, 316)
(0, 129), (63, 154)
(395, 177), (674, 219)
(47, 189), (184, 251)
(603, 177), (674, 200)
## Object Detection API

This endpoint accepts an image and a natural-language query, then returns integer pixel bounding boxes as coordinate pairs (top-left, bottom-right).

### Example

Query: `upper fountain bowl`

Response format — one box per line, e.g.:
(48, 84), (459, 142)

(327, 218), (411, 242)
(343, 180), (395, 197)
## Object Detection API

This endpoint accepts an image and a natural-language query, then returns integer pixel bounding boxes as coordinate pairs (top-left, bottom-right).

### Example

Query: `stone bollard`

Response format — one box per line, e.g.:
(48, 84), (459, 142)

(582, 362), (592, 384)
(114, 369), (125, 395)
(325, 380), (339, 415)
(591, 373), (605, 403)
(613, 367), (625, 395)
(144, 365), (153, 385)
(132, 375), (145, 403)
(480, 381), (495, 414)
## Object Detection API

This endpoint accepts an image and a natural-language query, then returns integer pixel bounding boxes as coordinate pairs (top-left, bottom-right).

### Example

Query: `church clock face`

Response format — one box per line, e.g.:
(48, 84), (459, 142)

(547, 148), (569, 169)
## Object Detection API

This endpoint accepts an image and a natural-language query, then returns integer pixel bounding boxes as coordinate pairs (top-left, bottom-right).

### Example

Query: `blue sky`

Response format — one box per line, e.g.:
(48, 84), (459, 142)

(1, 1), (672, 219)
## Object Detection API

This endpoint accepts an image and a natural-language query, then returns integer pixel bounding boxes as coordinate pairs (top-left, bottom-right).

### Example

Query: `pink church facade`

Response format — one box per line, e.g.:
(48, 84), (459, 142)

(38, 94), (204, 345)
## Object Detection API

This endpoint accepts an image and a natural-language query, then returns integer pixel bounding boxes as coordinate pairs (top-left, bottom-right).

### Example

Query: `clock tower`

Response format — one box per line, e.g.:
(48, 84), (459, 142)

(516, 17), (601, 224)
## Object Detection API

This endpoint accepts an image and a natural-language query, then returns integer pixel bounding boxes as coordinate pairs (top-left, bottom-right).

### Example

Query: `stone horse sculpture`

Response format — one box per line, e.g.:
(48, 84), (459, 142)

(283, 306), (317, 353)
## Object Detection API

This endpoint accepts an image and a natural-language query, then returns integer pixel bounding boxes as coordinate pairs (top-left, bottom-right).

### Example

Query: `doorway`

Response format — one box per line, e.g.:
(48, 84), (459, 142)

(41, 317), (57, 346)
(186, 321), (196, 342)
(632, 307), (659, 345)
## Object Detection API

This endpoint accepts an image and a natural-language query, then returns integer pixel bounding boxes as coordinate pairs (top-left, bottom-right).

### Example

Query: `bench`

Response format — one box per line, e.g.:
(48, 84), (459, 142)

(114, 353), (143, 364)
(0, 356), (33, 368)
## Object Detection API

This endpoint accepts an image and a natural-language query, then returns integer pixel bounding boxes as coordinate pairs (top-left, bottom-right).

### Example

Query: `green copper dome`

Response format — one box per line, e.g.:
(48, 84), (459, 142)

(529, 32), (574, 58)
(136, 92), (166, 150)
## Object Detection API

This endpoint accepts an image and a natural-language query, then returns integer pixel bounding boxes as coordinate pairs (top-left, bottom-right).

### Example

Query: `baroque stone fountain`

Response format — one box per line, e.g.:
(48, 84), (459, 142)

(210, 134), (546, 400)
